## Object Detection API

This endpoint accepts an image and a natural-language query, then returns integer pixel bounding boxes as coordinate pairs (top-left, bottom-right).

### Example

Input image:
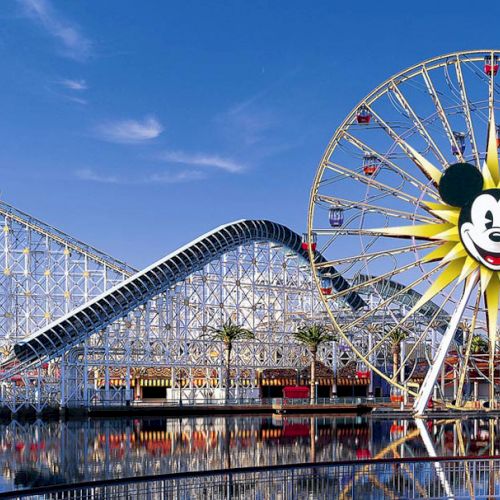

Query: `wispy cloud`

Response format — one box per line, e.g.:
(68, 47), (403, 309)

(75, 169), (120, 184)
(75, 168), (205, 185)
(18, 0), (92, 61)
(214, 71), (300, 148)
(94, 116), (164, 144)
(160, 151), (245, 173)
(65, 95), (87, 105)
(59, 78), (87, 91)
(215, 104), (276, 148)
(148, 170), (207, 183)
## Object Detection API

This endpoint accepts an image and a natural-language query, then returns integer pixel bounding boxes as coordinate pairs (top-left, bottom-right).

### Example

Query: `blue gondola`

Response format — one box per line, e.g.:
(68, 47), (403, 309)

(452, 132), (466, 156)
(329, 207), (344, 227)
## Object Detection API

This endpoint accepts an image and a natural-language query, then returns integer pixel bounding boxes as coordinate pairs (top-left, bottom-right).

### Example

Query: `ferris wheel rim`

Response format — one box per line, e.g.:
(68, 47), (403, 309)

(307, 49), (500, 405)
(310, 49), (500, 174)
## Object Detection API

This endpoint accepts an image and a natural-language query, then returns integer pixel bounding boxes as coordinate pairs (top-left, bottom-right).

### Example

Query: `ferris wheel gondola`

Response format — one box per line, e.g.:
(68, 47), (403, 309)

(308, 50), (500, 414)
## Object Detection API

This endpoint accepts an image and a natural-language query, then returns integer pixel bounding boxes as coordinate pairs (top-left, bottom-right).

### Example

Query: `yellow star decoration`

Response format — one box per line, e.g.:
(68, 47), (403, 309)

(370, 113), (500, 342)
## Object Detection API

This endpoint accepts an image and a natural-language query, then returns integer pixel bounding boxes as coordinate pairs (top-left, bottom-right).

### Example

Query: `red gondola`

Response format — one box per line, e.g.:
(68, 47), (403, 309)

(496, 125), (500, 148)
(484, 54), (499, 76)
(390, 389), (403, 403)
(301, 232), (317, 252)
(356, 105), (372, 124)
(363, 154), (379, 176)
(320, 277), (333, 296)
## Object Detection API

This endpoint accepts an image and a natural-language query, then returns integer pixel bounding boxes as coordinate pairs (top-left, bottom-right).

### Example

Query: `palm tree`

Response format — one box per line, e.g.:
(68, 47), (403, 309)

(388, 328), (408, 381)
(291, 323), (337, 403)
(204, 318), (255, 402)
(471, 334), (488, 354)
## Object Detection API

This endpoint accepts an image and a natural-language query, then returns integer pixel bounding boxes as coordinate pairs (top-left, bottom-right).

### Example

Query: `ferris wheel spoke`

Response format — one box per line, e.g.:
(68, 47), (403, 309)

(339, 260), (445, 320)
(454, 57), (481, 168)
(455, 288), (481, 407)
(342, 132), (441, 201)
(311, 51), (500, 415)
(344, 262), (447, 352)
(314, 250), (438, 297)
(315, 195), (436, 224)
(365, 107), (443, 186)
(414, 269), (480, 416)
(388, 82), (448, 166)
(324, 161), (434, 209)
(392, 280), (462, 382)
(421, 66), (465, 163)
(314, 242), (436, 269)
(312, 228), (409, 238)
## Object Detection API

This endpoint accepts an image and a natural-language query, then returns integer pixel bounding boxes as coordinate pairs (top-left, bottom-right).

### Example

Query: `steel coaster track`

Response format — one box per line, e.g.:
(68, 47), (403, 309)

(4, 220), (364, 375)
(0, 199), (135, 276)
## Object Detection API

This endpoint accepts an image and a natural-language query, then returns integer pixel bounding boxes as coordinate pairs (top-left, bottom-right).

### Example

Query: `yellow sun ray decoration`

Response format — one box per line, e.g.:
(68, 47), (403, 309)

(369, 112), (500, 338)
(309, 51), (500, 417)
(365, 110), (500, 414)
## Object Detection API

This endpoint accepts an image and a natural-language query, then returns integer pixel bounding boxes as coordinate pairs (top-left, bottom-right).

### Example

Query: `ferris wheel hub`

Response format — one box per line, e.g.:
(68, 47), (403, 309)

(309, 50), (500, 414)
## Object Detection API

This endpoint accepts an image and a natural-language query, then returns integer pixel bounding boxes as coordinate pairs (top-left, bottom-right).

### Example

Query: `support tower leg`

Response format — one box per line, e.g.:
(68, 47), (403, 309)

(413, 271), (478, 416)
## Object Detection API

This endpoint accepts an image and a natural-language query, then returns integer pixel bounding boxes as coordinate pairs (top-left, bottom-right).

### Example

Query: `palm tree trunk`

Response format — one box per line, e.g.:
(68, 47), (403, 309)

(225, 344), (232, 402)
(393, 348), (399, 380)
(309, 416), (316, 463)
(310, 349), (317, 403)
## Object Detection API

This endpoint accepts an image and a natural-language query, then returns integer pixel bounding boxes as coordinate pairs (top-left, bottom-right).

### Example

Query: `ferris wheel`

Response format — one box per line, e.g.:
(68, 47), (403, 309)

(308, 50), (500, 415)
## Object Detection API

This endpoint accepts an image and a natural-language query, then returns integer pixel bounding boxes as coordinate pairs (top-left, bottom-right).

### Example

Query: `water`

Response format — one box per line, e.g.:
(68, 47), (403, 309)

(0, 415), (497, 492)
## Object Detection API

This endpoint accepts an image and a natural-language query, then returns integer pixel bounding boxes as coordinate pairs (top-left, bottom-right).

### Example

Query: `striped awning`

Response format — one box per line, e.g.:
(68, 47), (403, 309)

(337, 378), (369, 386)
(261, 378), (335, 386)
(140, 379), (171, 387)
(261, 378), (296, 386)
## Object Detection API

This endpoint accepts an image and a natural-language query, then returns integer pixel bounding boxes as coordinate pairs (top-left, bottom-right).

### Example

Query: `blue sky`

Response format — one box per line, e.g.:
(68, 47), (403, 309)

(2, 0), (500, 268)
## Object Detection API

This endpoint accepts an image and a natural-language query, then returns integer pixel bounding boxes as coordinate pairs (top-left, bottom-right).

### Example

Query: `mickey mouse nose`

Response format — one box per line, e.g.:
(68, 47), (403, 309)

(489, 232), (500, 242)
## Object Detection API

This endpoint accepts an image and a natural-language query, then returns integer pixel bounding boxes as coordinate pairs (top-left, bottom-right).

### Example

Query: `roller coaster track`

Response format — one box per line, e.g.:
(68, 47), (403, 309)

(0, 199), (135, 276)
(3, 220), (365, 376)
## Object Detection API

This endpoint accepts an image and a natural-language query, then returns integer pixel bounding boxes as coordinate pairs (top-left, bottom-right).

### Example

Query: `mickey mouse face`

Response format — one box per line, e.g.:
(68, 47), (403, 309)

(439, 163), (500, 270)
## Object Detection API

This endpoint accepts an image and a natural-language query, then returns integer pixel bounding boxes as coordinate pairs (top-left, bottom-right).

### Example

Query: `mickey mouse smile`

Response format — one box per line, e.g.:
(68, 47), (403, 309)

(469, 235), (500, 266)
(439, 163), (500, 271)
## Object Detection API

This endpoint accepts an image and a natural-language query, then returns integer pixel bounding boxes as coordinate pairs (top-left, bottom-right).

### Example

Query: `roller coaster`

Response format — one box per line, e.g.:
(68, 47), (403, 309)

(0, 199), (450, 415)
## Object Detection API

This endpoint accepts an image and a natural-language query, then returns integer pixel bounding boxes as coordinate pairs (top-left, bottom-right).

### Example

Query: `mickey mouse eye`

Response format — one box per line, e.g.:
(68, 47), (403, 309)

(485, 210), (494, 230)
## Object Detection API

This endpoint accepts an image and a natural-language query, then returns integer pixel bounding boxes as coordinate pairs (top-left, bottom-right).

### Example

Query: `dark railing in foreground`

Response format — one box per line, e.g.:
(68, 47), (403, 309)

(2, 455), (500, 499)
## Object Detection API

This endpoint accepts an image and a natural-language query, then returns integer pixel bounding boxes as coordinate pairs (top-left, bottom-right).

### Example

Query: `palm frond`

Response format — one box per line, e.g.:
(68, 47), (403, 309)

(202, 318), (255, 346)
(388, 328), (408, 345)
(290, 323), (337, 351)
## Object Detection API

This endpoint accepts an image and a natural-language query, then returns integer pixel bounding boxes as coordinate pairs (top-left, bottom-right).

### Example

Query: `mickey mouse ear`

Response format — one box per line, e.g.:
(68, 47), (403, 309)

(438, 163), (483, 207)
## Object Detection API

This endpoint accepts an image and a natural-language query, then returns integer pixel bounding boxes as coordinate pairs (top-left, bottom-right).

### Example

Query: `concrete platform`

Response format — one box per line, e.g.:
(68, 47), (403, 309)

(84, 401), (375, 418)
(271, 401), (375, 415)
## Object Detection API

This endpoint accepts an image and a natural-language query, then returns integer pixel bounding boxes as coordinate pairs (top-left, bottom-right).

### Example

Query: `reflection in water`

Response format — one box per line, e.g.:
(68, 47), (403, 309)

(0, 415), (499, 492)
